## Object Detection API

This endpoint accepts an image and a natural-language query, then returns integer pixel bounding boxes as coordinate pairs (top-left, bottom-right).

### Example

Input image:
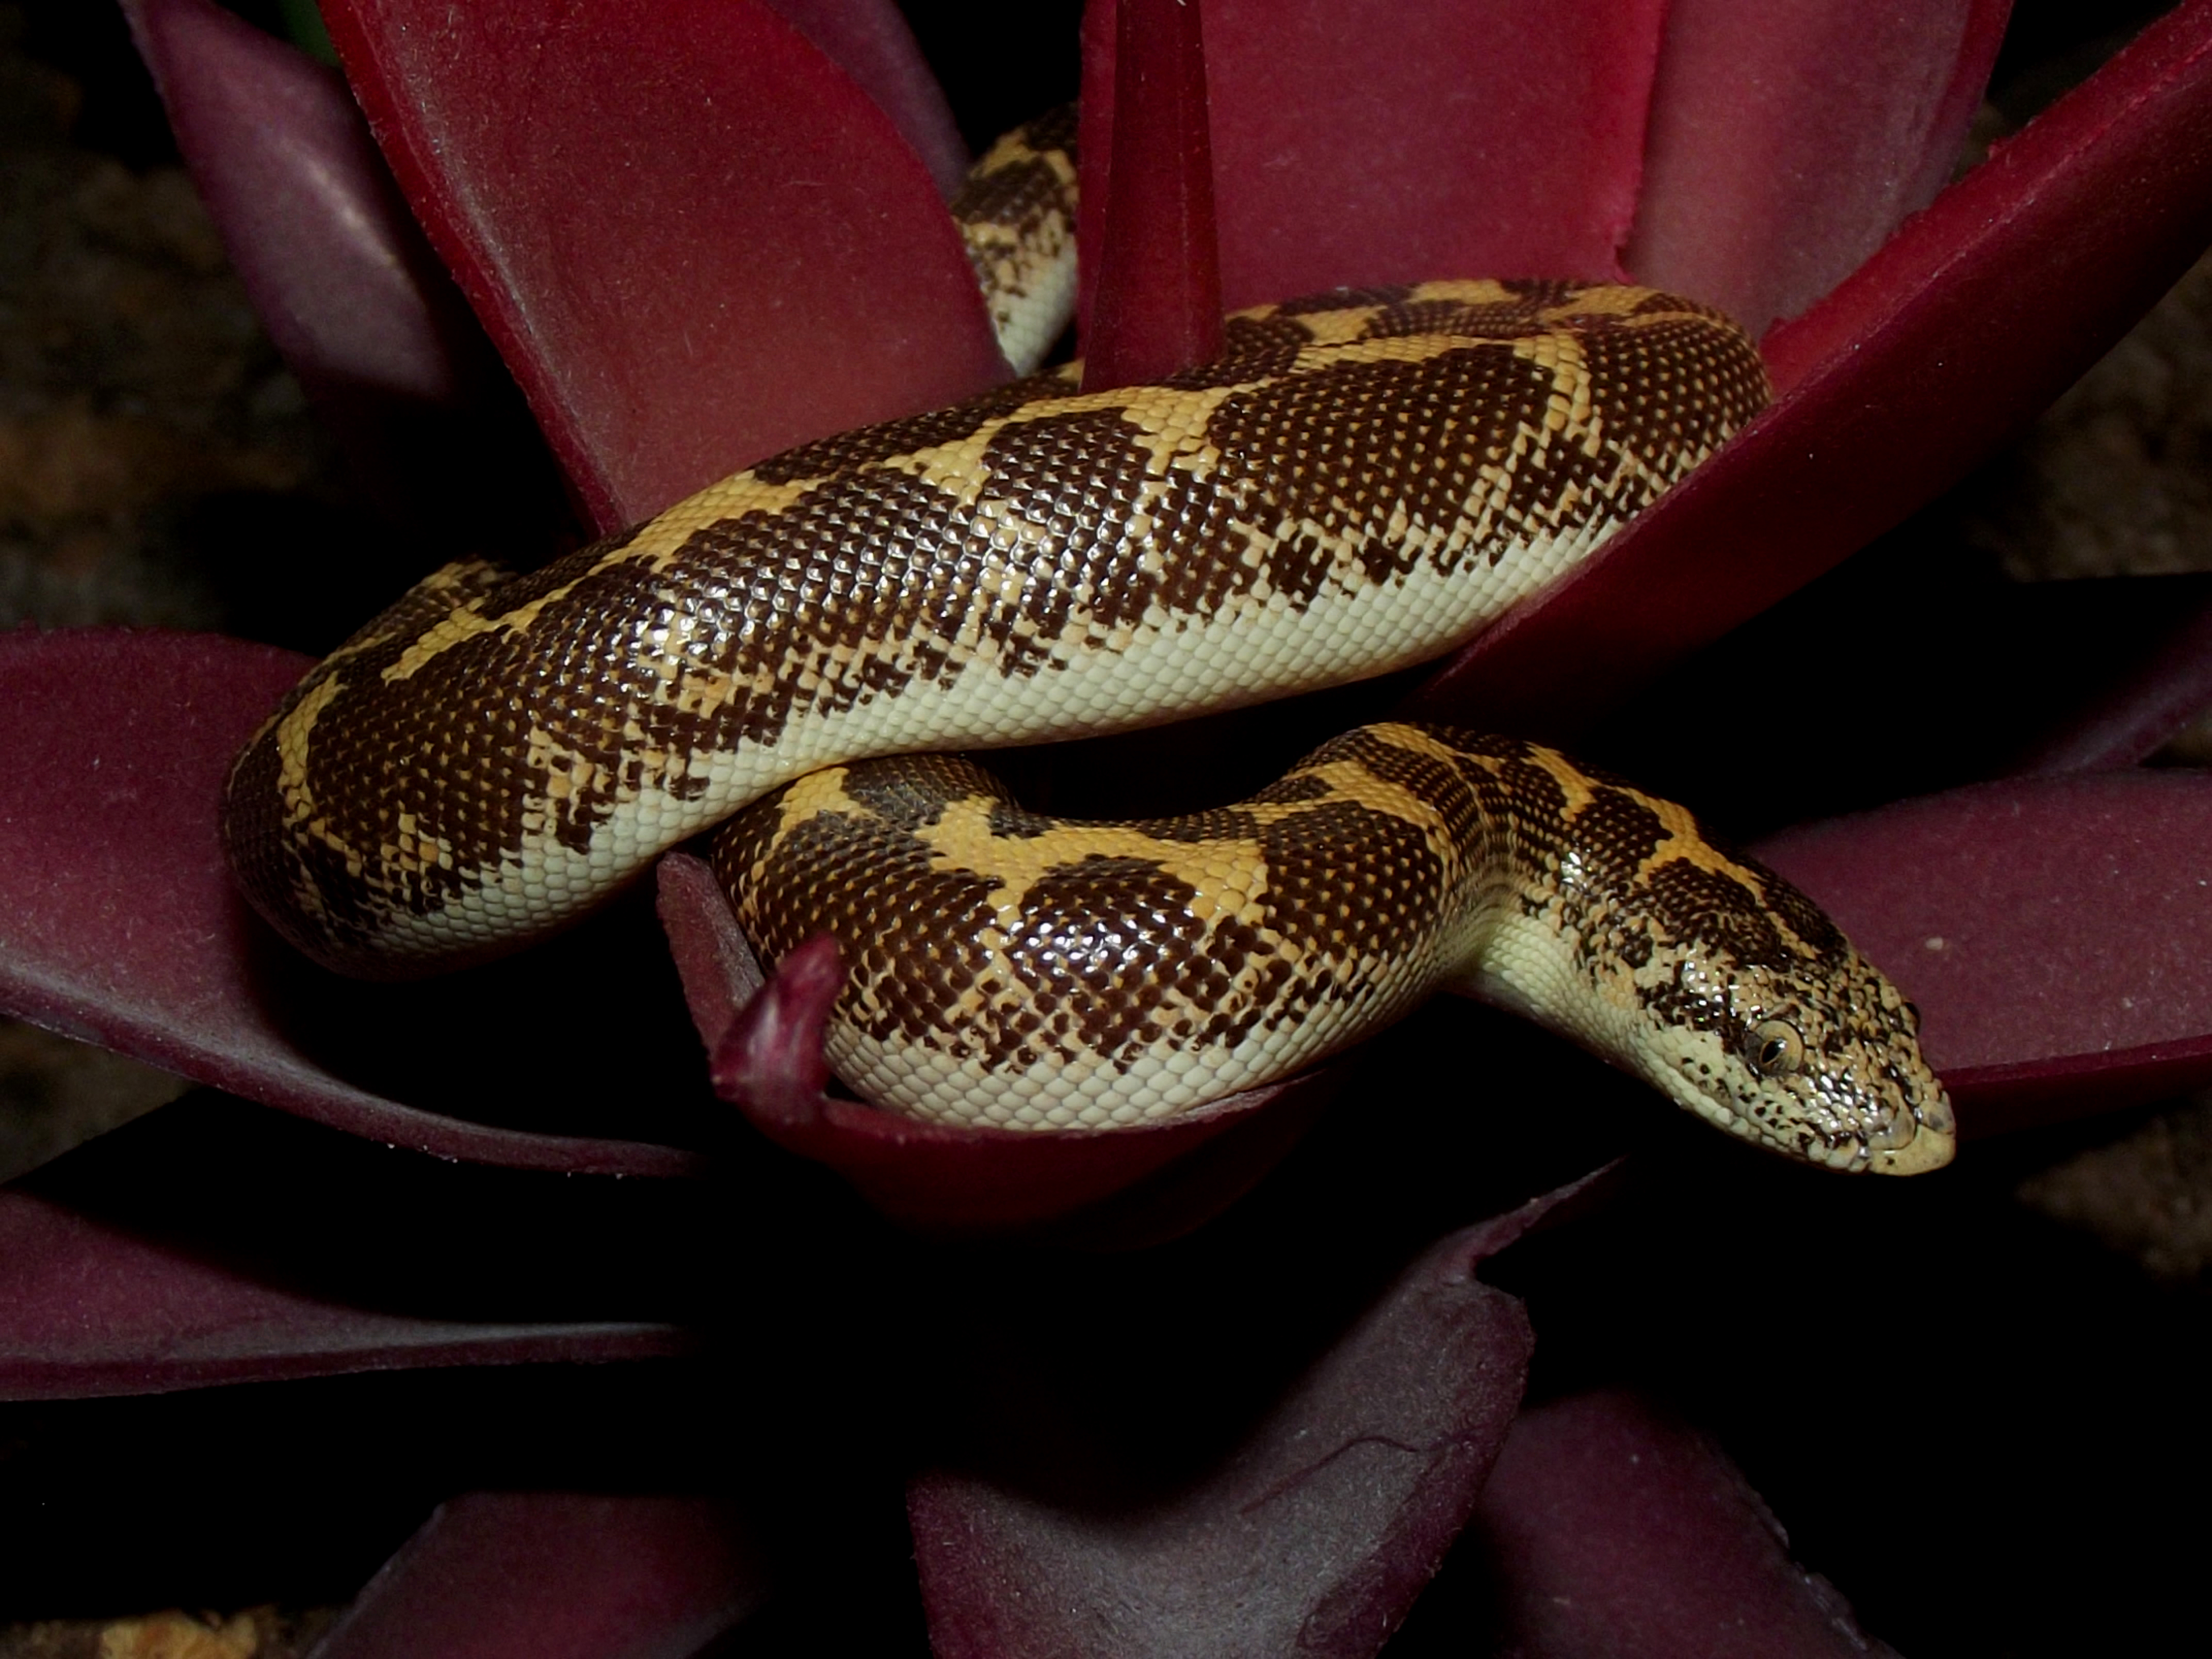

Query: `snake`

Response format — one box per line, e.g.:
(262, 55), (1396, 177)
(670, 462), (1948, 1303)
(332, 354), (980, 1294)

(222, 112), (1955, 1174)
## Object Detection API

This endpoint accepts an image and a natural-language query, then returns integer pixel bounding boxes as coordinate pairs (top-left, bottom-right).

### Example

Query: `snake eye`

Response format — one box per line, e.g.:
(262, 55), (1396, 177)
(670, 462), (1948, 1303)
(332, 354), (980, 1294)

(1744, 1018), (1804, 1078)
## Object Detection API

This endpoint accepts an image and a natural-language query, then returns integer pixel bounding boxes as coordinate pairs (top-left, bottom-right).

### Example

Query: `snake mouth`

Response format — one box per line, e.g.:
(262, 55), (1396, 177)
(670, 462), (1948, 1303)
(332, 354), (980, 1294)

(1862, 1091), (1958, 1175)
(1750, 1120), (1954, 1175)
(1670, 1068), (1956, 1175)
(1868, 1126), (1955, 1175)
(1783, 1096), (1956, 1175)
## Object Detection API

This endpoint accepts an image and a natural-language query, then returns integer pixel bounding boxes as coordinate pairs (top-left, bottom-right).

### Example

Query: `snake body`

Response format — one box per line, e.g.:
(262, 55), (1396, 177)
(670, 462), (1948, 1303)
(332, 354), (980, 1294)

(714, 725), (1950, 1171)
(225, 279), (1764, 970)
(222, 116), (1954, 1172)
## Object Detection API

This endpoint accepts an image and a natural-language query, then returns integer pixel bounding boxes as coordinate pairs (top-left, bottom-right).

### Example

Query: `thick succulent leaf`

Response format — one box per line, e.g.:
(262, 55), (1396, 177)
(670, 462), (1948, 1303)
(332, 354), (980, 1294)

(655, 854), (1338, 1240)
(318, 0), (1007, 530)
(0, 1186), (676, 1401)
(0, 1088), (719, 1402)
(2006, 581), (2212, 772)
(1078, 0), (1222, 391)
(1078, 0), (1667, 324)
(0, 630), (707, 1176)
(118, 0), (555, 546)
(756, 0), (969, 198)
(304, 1492), (768, 1659)
(1754, 769), (2212, 1130)
(1585, 560), (2212, 837)
(1758, 0), (2212, 394)
(1463, 1390), (1897, 1657)
(905, 1177), (1613, 1658)
(117, 0), (461, 416)
(1418, 0), (2212, 739)
(1627, 0), (2011, 336)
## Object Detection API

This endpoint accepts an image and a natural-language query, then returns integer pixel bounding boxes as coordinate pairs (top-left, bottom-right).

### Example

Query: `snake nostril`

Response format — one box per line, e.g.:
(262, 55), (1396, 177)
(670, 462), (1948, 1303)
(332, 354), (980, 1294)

(1866, 1110), (1918, 1150)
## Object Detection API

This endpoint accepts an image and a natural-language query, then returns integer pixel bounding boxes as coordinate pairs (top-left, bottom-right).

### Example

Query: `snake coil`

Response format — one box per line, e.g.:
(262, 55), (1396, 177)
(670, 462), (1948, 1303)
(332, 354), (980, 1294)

(222, 113), (1954, 1172)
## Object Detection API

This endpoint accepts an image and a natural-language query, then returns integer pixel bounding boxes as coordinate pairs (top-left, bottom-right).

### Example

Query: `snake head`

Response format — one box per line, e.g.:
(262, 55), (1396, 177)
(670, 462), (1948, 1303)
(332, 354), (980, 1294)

(1470, 743), (1957, 1174)
(1629, 933), (1955, 1175)
(1585, 840), (1957, 1174)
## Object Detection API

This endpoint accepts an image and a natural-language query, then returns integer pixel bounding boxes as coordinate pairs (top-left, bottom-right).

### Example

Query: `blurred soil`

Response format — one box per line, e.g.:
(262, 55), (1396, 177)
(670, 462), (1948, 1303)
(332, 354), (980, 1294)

(1964, 250), (2212, 584)
(0, 3), (329, 633)
(0, 1607), (335, 1659)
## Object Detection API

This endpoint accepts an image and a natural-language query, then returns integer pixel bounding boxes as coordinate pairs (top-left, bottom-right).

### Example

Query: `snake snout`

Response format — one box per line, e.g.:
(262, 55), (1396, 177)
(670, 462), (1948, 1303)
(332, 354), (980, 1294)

(1862, 1082), (1957, 1175)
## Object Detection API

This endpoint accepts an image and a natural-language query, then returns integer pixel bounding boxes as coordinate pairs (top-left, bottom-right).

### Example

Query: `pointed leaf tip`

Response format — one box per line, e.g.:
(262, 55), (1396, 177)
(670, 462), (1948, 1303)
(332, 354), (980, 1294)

(655, 853), (1340, 1239)
(711, 935), (843, 1126)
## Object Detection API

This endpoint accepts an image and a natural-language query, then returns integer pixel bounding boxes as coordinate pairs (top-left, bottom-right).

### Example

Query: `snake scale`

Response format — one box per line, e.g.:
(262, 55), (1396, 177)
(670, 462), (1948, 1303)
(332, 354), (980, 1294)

(223, 113), (1954, 1174)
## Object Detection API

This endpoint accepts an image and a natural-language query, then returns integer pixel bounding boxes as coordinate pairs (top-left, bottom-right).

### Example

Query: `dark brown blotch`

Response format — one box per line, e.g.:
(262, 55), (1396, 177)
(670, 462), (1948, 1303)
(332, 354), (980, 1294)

(715, 802), (1005, 1050)
(1562, 786), (1667, 886)
(1254, 799), (1451, 964)
(1201, 344), (1562, 592)
(950, 105), (1077, 237)
(833, 754), (1007, 830)
(1006, 855), (1210, 1065)
(1641, 858), (1791, 967)
(1752, 861), (1849, 960)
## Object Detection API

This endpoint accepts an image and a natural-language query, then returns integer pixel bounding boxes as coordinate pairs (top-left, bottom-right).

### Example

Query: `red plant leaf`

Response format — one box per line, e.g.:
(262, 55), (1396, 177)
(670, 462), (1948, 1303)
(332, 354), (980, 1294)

(0, 1185), (683, 1402)
(1419, 0), (2212, 739)
(1754, 769), (2212, 1132)
(319, 0), (1007, 530)
(119, 0), (462, 417)
(1465, 1390), (1896, 1657)
(1628, 0), (2011, 336)
(655, 853), (1338, 1239)
(1080, 0), (1222, 391)
(1079, 0), (1667, 323)
(756, 0), (969, 199)
(905, 1175), (1615, 1658)
(306, 1492), (768, 1659)
(2006, 583), (2212, 773)
(0, 630), (704, 1176)
(0, 1081), (743, 1400)
(118, 0), (553, 541)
